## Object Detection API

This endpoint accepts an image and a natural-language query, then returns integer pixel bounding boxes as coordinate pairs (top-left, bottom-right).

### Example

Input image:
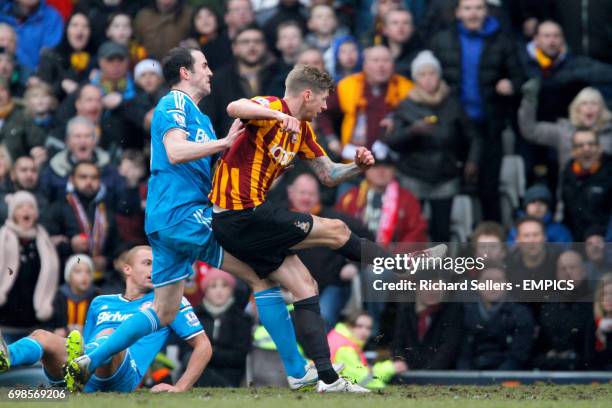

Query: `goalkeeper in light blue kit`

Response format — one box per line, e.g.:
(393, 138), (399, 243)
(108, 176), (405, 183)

(0, 246), (209, 393)
(63, 47), (337, 392)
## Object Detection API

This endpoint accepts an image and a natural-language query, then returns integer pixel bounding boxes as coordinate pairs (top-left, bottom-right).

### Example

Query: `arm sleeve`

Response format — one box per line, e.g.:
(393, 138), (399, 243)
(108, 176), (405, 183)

(298, 122), (327, 159)
(169, 297), (205, 340)
(246, 96), (283, 127)
(42, 9), (64, 51)
(157, 96), (188, 140)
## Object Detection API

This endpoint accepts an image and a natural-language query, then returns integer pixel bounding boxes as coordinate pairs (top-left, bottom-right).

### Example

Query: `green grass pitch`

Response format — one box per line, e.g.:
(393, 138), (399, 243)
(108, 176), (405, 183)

(1, 384), (611, 408)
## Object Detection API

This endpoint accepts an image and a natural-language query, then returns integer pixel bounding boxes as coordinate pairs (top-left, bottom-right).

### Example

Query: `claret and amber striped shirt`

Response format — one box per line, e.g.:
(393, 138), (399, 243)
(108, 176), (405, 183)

(210, 96), (326, 210)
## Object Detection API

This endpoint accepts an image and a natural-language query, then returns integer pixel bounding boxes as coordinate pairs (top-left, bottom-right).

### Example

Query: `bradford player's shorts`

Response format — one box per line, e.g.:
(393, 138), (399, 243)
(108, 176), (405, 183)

(212, 200), (313, 278)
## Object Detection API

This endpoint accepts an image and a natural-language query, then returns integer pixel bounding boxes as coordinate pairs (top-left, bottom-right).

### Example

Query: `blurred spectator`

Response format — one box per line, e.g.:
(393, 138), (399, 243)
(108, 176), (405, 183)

(0, 77), (45, 161)
(472, 221), (507, 267)
(551, 0), (612, 65)
(0, 191), (59, 343)
(0, 0), (63, 73)
(23, 83), (58, 165)
(0, 155), (48, 224)
(584, 226), (609, 287)
(384, 50), (479, 242)
(518, 21), (612, 123)
(115, 149), (147, 244)
(89, 41), (142, 151)
(201, 25), (284, 136)
(507, 184), (573, 244)
(325, 35), (362, 83)
(275, 21), (304, 72)
(183, 6), (224, 70)
(188, 269), (252, 387)
(133, 0), (193, 60)
(0, 145), (10, 191)
(262, 0), (307, 48)
(533, 250), (593, 370)
(305, 4), (346, 55)
(328, 311), (397, 389)
(560, 129), (612, 240)
(429, 0), (523, 222)
(296, 46), (325, 71)
(587, 273), (612, 370)
(392, 283), (464, 370)
(289, 173), (368, 330)
(519, 83), (612, 173)
(124, 59), (166, 134)
(39, 115), (122, 203)
(0, 26), (26, 96)
(380, 8), (422, 78)
(337, 146), (427, 244)
(505, 216), (559, 287)
(457, 265), (535, 370)
(319, 46), (413, 159)
(360, 0), (401, 45)
(50, 253), (98, 337)
(43, 160), (122, 282)
(36, 12), (95, 99)
(105, 12), (147, 69)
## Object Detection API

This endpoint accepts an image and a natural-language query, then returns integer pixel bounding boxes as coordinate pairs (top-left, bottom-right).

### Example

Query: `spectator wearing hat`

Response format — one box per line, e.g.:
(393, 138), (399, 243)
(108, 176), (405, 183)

(0, 190), (59, 343)
(384, 50), (480, 242)
(124, 58), (167, 134)
(0, 0), (63, 72)
(50, 253), (98, 337)
(36, 12), (96, 99)
(88, 41), (143, 151)
(337, 144), (427, 245)
(507, 184), (573, 244)
(133, 0), (193, 60)
(561, 129), (612, 240)
(185, 268), (252, 387)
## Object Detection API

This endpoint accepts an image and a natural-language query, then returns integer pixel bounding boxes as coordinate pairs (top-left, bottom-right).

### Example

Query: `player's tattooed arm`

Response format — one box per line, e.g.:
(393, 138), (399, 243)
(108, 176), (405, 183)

(308, 147), (375, 186)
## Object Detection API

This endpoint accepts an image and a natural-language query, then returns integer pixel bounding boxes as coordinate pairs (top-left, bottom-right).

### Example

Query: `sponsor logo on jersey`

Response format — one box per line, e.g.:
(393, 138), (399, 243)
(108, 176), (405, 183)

(185, 311), (200, 327)
(97, 311), (134, 325)
(173, 113), (186, 127)
(270, 144), (296, 166)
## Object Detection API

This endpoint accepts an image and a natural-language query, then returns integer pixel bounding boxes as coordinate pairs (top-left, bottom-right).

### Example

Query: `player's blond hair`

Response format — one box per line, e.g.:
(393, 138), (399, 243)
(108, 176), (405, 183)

(285, 64), (334, 97)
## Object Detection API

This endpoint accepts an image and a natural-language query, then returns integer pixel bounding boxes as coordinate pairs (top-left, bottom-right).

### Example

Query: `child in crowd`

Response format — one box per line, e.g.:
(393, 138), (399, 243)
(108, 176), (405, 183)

(51, 253), (98, 337)
(23, 83), (58, 164)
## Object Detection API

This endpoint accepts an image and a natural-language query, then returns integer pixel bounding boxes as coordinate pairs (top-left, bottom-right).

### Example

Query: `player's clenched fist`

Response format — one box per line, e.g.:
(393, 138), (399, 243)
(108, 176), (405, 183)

(354, 146), (375, 170)
(275, 111), (301, 134)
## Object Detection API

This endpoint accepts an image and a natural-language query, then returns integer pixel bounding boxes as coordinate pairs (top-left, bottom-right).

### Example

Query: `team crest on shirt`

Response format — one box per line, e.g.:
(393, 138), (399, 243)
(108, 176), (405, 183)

(140, 301), (153, 311)
(294, 221), (311, 234)
(173, 113), (186, 127)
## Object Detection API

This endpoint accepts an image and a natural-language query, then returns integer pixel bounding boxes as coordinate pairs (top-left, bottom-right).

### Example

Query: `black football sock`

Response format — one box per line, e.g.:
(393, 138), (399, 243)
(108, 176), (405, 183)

(293, 295), (339, 384)
(337, 232), (390, 264)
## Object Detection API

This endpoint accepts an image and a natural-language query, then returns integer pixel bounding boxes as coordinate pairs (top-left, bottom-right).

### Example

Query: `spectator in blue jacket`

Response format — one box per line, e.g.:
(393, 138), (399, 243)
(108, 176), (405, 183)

(0, 0), (63, 72)
(507, 184), (573, 244)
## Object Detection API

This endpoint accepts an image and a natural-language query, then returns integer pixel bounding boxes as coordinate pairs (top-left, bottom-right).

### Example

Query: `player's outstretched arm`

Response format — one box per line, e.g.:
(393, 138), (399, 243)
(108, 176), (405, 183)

(307, 146), (375, 187)
(150, 332), (212, 393)
(164, 119), (244, 164)
(226, 98), (300, 134)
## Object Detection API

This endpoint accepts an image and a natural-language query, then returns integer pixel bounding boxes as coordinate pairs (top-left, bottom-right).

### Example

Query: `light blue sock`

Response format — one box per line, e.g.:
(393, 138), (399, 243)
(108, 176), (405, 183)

(8, 337), (44, 366)
(87, 308), (160, 371)
(255, 287), (307, 378)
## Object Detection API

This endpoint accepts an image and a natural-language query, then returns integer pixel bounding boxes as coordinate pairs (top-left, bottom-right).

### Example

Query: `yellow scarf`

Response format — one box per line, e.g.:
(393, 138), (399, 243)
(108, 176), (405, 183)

(0, 101), (15, 119)
(71, 52), (90, 72)
(535, 47), (553, 70)
(336, 72), (414, 146)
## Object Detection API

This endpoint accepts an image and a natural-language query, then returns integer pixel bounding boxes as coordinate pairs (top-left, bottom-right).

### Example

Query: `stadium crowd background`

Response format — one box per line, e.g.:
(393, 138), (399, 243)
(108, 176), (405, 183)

(0, 0), (611, 389)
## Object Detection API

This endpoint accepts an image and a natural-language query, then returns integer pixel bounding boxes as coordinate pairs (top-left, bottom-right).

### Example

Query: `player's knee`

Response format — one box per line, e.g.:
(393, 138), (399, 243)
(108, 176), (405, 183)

(96, 328), (115, 338)
(329, 219), (351, 248)
(29, 329), (50, 342)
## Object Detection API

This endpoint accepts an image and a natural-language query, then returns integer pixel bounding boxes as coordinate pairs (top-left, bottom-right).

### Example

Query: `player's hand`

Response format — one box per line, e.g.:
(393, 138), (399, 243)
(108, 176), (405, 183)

(496, 79), (514, 96)
(223, 119), (245, 148)
(354, 146), (375, 170)
(150, 383), (185, 393)
(276, 111), (300, 134)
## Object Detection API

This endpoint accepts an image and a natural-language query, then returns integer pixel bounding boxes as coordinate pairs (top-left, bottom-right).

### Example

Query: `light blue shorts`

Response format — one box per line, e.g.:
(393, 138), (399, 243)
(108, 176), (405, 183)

(148, 205), (224, 288)
(83, 339), (141, 393)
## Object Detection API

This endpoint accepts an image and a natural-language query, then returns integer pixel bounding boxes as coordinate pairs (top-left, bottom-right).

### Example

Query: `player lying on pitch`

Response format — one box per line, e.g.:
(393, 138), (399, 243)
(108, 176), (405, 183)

(0, 246), (209, 393)
(210, 64), (447, 392)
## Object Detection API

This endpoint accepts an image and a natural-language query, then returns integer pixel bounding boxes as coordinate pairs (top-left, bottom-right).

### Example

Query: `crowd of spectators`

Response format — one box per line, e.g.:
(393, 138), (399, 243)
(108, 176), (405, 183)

(0, 0), (611, 389)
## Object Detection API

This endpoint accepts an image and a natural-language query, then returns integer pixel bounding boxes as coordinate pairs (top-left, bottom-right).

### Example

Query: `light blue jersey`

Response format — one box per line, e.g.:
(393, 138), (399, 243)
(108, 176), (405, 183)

(145, 89), (217, 234)
(83, 292), (203, 378)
